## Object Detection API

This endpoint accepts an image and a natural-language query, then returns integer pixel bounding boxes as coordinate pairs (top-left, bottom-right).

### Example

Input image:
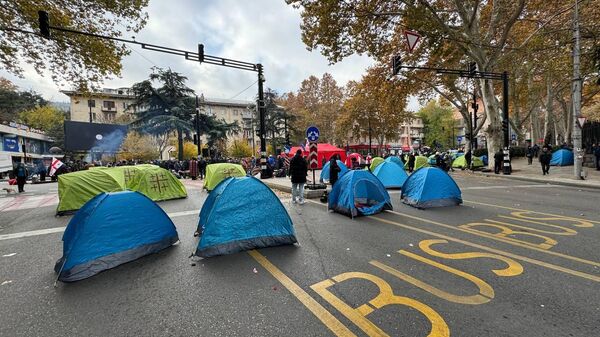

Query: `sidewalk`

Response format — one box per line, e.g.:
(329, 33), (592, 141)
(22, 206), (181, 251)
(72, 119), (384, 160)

(472, 157), (600, 189)
(260, 172), (326, 199)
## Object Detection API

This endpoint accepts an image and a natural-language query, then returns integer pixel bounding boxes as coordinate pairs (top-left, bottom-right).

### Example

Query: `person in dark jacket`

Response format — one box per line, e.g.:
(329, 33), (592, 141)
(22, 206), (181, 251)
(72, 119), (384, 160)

(328, 155), (341, 187)
(189, 158), (198, 180)
(539, 146), (552, 175)
(289, 149), (308, 204)
(198, 157), (207, 179)
(494, 149), (503, 174)
(13, 162), (28, 193)
(407, 153), (416, 173)
(593, 143), (600, 171)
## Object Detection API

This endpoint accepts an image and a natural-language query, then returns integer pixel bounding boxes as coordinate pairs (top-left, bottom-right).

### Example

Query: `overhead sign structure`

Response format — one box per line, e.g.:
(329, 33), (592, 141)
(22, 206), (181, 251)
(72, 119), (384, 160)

(308, 142), (318, 170)
(306, 126), (320, 142)
(404, 30), (421, 53)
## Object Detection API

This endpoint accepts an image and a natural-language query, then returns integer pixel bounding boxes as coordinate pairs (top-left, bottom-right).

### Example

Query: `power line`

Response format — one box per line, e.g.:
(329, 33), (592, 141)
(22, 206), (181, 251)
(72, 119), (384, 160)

(230, 80), (258, 99)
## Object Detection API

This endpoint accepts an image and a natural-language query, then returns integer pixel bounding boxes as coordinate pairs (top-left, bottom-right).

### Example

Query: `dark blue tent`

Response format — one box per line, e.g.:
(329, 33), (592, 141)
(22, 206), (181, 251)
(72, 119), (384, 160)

(328, 170), (392, 218)
(373, 161), (408, 189)
(195, 177), (296, 257)
(54, 191), (178, 282)
(480, 155), (489, 166)
(401, 167), (462, 208)
(550, 149), (574, 166)
(385, 156), (404, 166)
(320, 159), (349, 182)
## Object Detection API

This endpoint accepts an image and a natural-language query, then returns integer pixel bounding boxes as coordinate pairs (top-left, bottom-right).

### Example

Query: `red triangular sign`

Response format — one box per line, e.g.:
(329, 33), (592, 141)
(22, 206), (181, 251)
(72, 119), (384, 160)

(404, 30), (421, 52)
(577, 117), (586, 127)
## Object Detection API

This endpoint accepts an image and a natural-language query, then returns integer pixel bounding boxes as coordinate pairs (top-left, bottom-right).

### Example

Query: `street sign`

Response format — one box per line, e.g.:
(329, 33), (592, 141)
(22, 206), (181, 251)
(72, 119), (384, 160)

(511, 134), (516, 141)
(578, 117), (586, 128)
(404, 30), (421, 52)
(284, 145), (291, 154)
(457, 136), (463, 142)
(306, 126), (320, 142)
(308, 142), (318, 169)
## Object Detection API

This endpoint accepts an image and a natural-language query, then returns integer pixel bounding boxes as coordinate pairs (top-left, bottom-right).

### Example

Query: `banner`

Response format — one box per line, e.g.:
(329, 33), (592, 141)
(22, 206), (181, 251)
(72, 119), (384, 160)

(3, 137), (19, 152)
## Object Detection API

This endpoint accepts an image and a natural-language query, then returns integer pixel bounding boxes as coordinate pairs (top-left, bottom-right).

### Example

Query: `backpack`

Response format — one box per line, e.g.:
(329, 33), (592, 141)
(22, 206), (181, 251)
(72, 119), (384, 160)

(17, 166), (26, 177)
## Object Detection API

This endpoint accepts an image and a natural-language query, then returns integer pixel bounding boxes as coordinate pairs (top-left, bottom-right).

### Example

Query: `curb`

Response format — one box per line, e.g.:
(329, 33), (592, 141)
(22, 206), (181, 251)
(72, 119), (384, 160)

(470, 171), (600, 190)
(261, 180), (325, 199)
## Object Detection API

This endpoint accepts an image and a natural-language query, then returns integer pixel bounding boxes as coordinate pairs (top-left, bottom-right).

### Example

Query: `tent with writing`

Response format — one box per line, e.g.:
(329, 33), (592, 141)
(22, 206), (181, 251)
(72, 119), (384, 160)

(401, 167), (462, 209)
(57, 169), (125, 215)
(550, 149), (574, 166)
(373, 161), (409, 189)
(195, 177), (297, 257)
(204, 163), (246, 191)
(328, 170), (392, 218)
(54, 191), (179, 282)
(320, 159), (349, 183)
(127, 166), (187, 201)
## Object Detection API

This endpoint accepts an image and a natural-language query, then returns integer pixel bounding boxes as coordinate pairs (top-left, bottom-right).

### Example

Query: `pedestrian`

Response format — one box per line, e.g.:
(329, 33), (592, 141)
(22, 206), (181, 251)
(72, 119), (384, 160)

(464, 149), (472, 170)
(593, 143), (600, 171)
(289, 149), (308, 204)
(328, 155), (341, 187)
(198, 156), (207, 179)
(526, 145), (534, 165)
(13, 162), (28, 193)
(189, 157), (198, 180)
(444, 152), (453, 172)
(533, 143), (540, 158)
(366, 153), (372, 166)
(494, 149), (503, 174)
(407, 152), (415, 173)
(539, 146), (552, 175)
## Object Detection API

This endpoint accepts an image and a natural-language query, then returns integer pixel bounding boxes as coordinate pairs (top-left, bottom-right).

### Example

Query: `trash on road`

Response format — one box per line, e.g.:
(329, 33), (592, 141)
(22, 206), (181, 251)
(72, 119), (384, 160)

(253, 267), (258, 273)
(1, 280), (12, 286)
(2, 253), (17, 257)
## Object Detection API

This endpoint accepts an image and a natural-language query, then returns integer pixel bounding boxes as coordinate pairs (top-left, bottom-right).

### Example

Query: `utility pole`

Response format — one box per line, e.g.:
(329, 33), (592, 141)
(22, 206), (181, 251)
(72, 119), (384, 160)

(368, 114), (372, 156)
(572, 0), (584, 179)
(257, 64), (268, 178)
(87, 99), (94, 123)
(195, 94), (202, 156)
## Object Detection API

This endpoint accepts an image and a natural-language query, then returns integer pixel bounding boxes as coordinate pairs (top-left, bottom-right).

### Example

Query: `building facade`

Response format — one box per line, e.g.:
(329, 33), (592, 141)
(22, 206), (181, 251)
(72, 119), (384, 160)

(61, 88), (257, 150)
(0, 121), (54, 171)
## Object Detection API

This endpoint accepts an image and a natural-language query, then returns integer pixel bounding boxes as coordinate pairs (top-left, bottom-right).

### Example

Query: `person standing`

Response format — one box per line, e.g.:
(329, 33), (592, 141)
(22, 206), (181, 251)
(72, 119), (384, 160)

(328, 155), (341, 187)
(289, 149), (308, 204)
(198, 157), (207, 180)
(13, 162), (28, 193)
(189, 157), (198, 180)
(539, 146), (552, 175)
(407, 152), (416, 173)
(593, 143), (600, 171)
(365, 153), (372, 166)
(526, 145), (534, 165)
(494, 149), (503, 174)
(464, 150), (472, 170)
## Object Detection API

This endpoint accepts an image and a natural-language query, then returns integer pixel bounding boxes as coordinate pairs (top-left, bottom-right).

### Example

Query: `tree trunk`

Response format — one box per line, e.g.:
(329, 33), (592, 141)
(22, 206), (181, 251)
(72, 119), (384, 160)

(479, 77), (502, 169)
(177, 127), (183, 161)
(543, 77), (554, 145)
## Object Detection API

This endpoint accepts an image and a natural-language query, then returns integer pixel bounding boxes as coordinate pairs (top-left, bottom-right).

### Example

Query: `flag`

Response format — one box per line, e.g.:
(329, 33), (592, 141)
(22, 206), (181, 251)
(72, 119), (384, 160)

(49, 157), (63, 176)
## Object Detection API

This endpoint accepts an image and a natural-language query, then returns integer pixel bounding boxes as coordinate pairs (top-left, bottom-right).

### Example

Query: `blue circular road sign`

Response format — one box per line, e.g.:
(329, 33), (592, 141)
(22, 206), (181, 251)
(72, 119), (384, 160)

(306, 126), (320, 142)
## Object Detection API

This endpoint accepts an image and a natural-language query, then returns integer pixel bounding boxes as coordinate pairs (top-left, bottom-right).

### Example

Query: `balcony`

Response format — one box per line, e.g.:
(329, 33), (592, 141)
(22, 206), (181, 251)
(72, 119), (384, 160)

(101, 106), (116, 112)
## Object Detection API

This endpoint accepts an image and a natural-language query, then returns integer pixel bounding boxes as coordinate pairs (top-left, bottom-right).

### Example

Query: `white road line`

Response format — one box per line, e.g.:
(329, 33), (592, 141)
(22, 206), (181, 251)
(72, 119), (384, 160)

(461, 184), (558, 190)
(0, 209), (199, 241)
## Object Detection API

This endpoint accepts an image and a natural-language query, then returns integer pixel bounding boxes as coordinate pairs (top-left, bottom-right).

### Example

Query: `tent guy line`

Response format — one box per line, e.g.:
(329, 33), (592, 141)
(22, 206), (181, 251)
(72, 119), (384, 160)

(0, 210), (198, 241)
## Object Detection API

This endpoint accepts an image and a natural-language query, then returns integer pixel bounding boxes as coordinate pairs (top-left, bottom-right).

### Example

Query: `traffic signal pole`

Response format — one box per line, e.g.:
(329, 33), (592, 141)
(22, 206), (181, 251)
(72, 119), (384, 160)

(31, 11), (270, 179)
(502, 71), (511, 174)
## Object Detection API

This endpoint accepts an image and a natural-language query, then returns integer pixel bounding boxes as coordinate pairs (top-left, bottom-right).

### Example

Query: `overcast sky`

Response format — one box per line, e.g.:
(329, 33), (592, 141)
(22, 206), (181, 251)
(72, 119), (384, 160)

(0, 0), (418, 110)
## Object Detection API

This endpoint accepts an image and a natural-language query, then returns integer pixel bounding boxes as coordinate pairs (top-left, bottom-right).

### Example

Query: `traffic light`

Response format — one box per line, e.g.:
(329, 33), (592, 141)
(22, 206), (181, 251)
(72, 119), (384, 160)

(38, 11), (50, 39)
(468, 62), (477, 77)
(501, 119), (509, 132)
(198, 43), (204, 63)
(193, 134), (198, 145)
(391, 55), (402, 76)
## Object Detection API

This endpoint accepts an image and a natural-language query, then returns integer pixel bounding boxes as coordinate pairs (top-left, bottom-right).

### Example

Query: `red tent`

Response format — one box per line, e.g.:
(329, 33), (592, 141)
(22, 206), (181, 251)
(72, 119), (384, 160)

(287, 143), (346, 169)
(345, 152), (363, 168)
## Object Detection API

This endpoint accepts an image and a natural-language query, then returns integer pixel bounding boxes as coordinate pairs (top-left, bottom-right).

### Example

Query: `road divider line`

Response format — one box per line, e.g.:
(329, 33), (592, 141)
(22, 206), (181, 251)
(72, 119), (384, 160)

(247, 250), (357, 337)
(0, 209), (200, 241)
(304, 200), (600, 283)
(461, 184), (558, 190)
(463, 199), (600, 224)
(385, 209), (600, 267)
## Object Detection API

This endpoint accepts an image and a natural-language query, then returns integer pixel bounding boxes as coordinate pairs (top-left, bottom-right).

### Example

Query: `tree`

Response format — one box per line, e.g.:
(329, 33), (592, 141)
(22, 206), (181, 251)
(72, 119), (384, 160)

(0, 1), (148, 86)
(228, 140), (253, 158)
(118, 131), (159, 161)
(251, 88), (295, 152)
(417, 100), (455, 149)
(129, 68), (195, 161)
(0, 78), (46, 122)
(18, 105), (65, 148)
(171, 141), (198, 160)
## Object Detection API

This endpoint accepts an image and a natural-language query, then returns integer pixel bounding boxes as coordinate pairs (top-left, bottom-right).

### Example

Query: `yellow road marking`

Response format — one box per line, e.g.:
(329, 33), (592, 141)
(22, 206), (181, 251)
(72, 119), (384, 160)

(463, 200), (599, 225)
(458, 222), (557, 249)
(306, 200), (600, 282)
(386, 210), (600, 268)
(494, 215), (577, 235)
(247, 250), (357, 337)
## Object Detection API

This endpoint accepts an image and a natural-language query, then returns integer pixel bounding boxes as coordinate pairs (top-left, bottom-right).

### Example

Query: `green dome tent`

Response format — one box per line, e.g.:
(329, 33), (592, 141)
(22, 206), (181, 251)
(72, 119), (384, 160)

(404, 156), (430, 170)
(57, 170), (125, 215)
(452, 156), (484, 169)
(369, 157), (385, 171)
(127, 166), (187, 201)
(204, 163), (246, 191)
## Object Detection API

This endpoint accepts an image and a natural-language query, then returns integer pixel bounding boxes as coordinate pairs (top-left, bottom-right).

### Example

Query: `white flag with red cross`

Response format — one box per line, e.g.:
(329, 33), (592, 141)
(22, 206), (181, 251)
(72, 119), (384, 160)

(49, 157), (63, 176)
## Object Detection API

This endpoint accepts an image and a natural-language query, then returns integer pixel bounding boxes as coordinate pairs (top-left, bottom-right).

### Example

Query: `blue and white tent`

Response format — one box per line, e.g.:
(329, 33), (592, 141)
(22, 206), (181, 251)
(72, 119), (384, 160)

(480, 155), (489, 166)
(320, 160), (349, 182)
(328, 170), (392, 218)
(385, 156), (404, 167)
(550, 149), (574, 166)
(401, 167), (462, 208)
(373, 161), (408, 189)
(54, 191), (179, 282)
(195, 177), (296, 257)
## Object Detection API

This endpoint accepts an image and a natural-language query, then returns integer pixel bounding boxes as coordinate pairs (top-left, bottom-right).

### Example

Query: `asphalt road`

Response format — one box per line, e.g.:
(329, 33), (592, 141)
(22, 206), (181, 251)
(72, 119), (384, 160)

(0, 173), (599, 337)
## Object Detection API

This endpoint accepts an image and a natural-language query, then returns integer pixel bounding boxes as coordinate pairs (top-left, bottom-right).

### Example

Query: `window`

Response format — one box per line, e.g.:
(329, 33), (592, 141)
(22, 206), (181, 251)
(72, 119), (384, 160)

(122, 102), (128, 110)
(103, 101), (115, 109)
(87, 99), (95, 108)
(233, 109), (239, 116)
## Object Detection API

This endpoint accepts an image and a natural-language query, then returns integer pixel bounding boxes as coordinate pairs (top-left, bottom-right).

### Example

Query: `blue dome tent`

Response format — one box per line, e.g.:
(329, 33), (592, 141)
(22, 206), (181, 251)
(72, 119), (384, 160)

(373, 161), (408, 189)
(320, 160), (349, 182)
(328, 170), (392, 218)
(401, 167), (462, 209)
(54, 191), (179, 282)
(195, 177), (296, 257)
(385, 156), (404, 166)
(480, 155), (489, 166)
(550, 149), (574, 166)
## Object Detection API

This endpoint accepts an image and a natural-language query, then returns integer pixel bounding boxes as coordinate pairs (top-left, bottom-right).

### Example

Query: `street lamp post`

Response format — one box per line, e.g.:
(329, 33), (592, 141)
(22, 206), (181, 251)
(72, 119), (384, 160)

(368, 114), (372, 156)
(87, 99), (94, 123)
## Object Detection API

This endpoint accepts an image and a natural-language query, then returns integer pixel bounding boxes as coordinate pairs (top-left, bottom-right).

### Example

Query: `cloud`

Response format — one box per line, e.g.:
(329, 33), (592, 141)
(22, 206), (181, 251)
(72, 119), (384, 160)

(0, 0), (420, 110)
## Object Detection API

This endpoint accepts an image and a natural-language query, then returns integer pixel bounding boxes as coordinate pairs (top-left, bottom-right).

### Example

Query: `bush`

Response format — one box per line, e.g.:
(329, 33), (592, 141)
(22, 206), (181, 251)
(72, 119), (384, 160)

(472, 146), (526, 158)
